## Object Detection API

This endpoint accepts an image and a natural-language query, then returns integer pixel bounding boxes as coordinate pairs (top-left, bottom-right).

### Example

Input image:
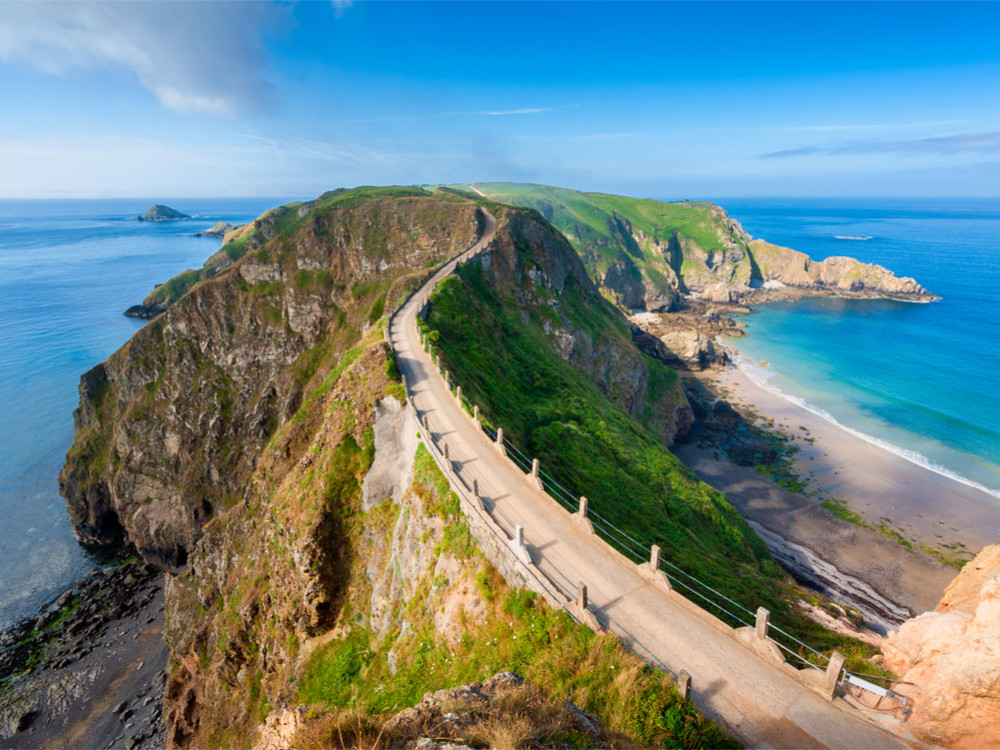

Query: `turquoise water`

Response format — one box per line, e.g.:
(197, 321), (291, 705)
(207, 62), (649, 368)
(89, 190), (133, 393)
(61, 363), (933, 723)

(0, 198), (291, 628)
(719, 198), (1000, 503)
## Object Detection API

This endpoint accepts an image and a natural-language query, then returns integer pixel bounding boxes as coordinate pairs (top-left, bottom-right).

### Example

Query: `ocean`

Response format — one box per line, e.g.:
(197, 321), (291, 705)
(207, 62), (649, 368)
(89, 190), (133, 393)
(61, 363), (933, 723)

(719, 198), (1000, 505)
(0, 198), (292, 629)
(2, 196), (998, 629)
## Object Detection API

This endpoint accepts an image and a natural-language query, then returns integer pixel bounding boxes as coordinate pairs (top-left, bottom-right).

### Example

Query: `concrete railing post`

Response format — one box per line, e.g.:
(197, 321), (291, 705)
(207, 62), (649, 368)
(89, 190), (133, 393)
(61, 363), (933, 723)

(531, 458), (540, 480)
(677, 670), (691, 702)
(755, 607), (771, 641)
(401, 374), (407, 393)
(650, 544), (661, 569)
(473, 478), (479, 499)
(456, 385), (462, 403)
(515, 525), (524, 548)
(578, 496), (589, 519)
(422, 415), (429, 433)
(577, 582), (588, 611)
(444, 443), (449, 461)
(473, 405), (480, 425)
(495, 427), (506, 456)
(824, 651), (847, 699)
(444, 369), (450, 388)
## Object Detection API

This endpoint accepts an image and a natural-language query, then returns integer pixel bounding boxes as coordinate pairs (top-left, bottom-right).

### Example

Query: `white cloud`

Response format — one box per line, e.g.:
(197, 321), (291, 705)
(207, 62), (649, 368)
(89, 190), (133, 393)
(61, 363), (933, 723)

(763, 131), (1000, 159)
(0, 1), (288, 115)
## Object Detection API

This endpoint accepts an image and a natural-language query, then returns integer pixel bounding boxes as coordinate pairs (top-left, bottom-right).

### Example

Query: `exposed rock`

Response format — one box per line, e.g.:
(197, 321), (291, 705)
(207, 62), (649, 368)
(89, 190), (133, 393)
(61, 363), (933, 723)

(472, 209), (692, 445)
(881, 544), (1000, 747)
(62, 194), (479, 564)
(193, 221), (240, 239)
(137, 205), (191, 222)
(749, 239), (935, 300)
(0, 559), (167, 750)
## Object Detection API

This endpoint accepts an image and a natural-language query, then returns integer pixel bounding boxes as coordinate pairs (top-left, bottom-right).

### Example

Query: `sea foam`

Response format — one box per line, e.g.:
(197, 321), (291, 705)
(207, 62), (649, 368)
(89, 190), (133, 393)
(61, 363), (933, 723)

(735, 356), (1000, 503)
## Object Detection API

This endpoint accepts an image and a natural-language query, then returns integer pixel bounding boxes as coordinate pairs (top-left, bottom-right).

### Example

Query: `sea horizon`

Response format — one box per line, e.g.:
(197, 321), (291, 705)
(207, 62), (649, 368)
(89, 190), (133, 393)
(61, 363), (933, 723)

(2, 193), (998, 628)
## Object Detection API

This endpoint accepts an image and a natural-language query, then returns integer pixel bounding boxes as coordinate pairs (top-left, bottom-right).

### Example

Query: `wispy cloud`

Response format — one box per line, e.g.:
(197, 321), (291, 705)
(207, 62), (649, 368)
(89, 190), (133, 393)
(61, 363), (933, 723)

(781, 120), (967, 133)
(350, 102), (587, 123)
(0, 1), (288, 115)
(762, 131), (1000, 159)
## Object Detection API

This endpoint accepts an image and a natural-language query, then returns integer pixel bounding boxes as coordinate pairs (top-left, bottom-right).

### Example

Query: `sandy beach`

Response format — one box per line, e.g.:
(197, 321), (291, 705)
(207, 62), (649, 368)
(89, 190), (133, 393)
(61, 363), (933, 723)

(675, 364), (1000, 628)
(722, 366), (1000, 552)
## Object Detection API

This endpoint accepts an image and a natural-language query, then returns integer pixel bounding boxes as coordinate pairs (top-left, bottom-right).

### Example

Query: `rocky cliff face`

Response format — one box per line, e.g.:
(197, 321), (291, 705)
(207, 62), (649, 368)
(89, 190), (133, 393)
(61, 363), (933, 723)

(748, 239), (931, 299)
(468, 208), (692, 444)
(881, 544), (1000, 747)
(61, 192), (479, 567)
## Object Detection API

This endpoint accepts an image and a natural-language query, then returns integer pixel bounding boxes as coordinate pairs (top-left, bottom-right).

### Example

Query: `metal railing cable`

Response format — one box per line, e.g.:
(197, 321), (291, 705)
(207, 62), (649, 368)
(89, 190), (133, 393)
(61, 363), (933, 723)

(398, 239), (856, 716)
(420, 342), (839, 673)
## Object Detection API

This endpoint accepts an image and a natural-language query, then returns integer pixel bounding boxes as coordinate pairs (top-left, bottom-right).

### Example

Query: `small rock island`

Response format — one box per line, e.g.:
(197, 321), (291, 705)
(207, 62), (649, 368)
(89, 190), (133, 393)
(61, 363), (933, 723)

(136, 204), (191, 222)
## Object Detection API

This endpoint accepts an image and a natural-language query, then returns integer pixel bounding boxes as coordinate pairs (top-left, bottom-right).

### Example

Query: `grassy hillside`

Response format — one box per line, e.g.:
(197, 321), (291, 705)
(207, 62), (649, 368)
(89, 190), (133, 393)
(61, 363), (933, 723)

(422, 210), (887, 674)
(465, 182), (754, 308)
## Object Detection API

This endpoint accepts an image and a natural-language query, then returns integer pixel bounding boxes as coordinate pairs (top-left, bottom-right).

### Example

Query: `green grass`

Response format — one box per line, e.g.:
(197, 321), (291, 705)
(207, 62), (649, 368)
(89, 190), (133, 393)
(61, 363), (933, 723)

(422, 248), (887, 673)
(470, 183), (742, 293)
(298, 586), (738, 749)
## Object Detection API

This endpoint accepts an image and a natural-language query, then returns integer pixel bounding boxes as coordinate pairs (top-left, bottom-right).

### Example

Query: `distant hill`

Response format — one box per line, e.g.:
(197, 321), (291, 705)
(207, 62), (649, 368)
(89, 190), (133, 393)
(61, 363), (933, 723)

(137, 204), (191, 222)
(466, 183), (934, 310)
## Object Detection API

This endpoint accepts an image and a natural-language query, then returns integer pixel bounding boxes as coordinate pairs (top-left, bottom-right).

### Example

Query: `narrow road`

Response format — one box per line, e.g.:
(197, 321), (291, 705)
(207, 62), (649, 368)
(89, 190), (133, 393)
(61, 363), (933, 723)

(388, 210), (911, 750)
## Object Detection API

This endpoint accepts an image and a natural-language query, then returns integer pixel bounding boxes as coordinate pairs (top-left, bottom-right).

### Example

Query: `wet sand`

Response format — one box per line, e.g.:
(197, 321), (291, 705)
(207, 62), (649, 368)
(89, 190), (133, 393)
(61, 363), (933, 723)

(719, 366), (999, 554)
(675, 366), (1000, 625)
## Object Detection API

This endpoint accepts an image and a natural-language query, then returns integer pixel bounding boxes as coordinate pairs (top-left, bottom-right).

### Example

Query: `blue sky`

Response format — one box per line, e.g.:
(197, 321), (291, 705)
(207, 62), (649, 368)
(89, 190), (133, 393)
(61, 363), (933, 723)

(1, 1), (999, 199)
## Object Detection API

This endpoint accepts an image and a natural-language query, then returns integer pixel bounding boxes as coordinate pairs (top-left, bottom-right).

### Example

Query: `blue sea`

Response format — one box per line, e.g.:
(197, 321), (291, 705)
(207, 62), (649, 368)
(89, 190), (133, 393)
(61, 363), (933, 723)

(0, 198), (292, 629)
(2, 197), (999, 629)
(719, 198), (1000, 504)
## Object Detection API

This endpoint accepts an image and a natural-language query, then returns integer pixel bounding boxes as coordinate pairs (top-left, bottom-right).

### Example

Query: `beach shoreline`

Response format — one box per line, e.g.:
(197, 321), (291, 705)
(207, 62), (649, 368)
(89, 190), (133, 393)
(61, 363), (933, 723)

(674, 362), (1000, 627)
(720, 364), (999, 554)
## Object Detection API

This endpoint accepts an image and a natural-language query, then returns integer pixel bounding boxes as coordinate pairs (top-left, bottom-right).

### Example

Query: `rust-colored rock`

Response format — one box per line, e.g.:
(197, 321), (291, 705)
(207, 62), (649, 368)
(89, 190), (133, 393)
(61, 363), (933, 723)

(881, 544), (1000, 747)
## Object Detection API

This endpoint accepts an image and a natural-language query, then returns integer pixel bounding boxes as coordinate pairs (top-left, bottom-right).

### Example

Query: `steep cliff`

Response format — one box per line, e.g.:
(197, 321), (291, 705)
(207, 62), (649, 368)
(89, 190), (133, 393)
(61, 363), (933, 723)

(460, 207), (693, 443)
(881, 544), (1000, 747)
(60, 186), (885, 748)
(61, 189), (480, 566)
(472, 183), (935, 307)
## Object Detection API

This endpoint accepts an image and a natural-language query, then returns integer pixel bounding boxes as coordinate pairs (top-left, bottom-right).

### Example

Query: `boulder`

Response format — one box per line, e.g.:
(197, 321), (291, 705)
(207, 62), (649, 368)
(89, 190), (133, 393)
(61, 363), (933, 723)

(881, 544), (1000, 747)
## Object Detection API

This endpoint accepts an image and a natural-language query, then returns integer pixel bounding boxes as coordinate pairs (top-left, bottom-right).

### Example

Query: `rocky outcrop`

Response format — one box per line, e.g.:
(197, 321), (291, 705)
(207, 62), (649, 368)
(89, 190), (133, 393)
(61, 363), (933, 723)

(193, 221), (240, 239)
(749, 239), (934, 300)
(63, 193), (480, 566)
(137, 205), (191, 222)
(881, 544), (1000, 747)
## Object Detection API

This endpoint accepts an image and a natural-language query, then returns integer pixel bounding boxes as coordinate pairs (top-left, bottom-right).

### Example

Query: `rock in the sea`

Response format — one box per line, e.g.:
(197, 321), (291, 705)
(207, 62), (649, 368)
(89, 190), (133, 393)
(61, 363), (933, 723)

(881, 544), (1000, 747)
(193, 221), (237, 238)
(137, 205), (191, 222)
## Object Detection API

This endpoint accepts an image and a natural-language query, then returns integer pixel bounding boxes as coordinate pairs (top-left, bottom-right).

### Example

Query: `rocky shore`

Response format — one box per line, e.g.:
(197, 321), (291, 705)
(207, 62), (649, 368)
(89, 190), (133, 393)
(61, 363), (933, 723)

(0, 558), (167, 750)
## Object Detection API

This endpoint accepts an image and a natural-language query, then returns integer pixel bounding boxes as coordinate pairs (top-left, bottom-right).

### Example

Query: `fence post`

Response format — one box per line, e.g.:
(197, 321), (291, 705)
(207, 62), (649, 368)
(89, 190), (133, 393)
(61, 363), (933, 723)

(755, 607), (771, 641)
(401, 374), (407, 393)
(444, 443), (449, 461)
(577, 582), (588, 611)
(496, 427), (506, 456)
(515, 525), (525, 548)
(422, 415), (429, 432)
(531, 458), (540, 480)
(578, 496), (589, 519)
(677, 671), (691, 702)
(445, 369), (450, 388)
(456, 385), (462, 403)
(473, 405), (480, 425)
(650, 544), (661, 569)
(824, 651), (846, 699)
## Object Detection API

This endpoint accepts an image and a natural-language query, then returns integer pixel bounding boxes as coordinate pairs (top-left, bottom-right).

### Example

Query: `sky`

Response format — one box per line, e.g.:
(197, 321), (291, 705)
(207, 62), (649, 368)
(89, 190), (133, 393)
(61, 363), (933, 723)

(1, 1), (999, 199)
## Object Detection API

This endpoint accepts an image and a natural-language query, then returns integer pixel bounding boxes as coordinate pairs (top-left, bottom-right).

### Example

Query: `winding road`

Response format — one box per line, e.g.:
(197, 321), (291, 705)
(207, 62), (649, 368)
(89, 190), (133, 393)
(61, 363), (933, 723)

(387, 210), (913, 749)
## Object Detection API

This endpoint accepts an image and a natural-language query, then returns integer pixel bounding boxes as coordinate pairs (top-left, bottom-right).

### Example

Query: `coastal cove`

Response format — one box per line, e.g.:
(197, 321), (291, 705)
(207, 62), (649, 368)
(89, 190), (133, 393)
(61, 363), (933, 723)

(720, 197), (1000, 507)
(679, 198), (1000, 613)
